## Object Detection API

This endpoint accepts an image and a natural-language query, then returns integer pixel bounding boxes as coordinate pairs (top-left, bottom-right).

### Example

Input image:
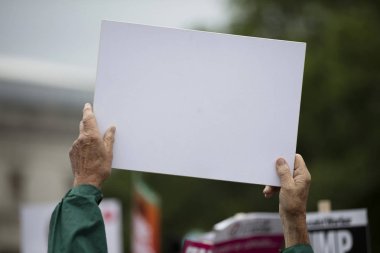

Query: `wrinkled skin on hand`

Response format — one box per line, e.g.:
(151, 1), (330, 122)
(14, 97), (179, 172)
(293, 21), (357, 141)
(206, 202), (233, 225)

(69, 103), (116, 189)
(263, 154), (311, 247)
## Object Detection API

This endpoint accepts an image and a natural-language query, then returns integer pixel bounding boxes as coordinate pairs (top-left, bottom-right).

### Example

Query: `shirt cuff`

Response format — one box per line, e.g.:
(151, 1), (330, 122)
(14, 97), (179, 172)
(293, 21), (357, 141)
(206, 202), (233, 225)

(66, 184), (103, 204)
(281, 244), (314, 253)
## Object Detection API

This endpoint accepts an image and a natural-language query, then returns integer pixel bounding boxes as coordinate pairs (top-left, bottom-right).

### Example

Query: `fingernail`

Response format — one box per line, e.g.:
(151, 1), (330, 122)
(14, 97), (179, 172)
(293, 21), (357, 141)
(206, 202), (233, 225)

(84, 103), (91, 109)
(277, 158), (285, 166)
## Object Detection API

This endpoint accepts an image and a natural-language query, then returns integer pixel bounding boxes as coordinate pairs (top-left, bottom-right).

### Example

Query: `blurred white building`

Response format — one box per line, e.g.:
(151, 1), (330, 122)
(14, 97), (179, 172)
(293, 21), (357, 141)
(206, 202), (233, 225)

(0, 79), (91, 252)
(0, 0), (229, 251)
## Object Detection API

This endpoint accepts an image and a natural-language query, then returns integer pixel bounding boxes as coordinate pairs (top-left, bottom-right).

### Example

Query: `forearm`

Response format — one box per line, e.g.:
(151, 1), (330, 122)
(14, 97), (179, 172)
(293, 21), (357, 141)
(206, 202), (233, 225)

(281, 211), (310, 249)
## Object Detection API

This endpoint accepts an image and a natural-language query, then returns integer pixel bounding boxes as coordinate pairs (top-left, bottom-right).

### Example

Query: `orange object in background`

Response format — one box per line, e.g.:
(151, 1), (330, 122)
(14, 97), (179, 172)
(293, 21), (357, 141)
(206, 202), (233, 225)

(131, 175), (161, 253)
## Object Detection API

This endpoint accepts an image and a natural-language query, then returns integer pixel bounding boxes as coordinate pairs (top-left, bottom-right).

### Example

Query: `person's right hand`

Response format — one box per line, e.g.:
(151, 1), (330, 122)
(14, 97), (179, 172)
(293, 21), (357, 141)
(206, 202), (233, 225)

(263, 154), (311, 247)
(69, 103), (116, 189)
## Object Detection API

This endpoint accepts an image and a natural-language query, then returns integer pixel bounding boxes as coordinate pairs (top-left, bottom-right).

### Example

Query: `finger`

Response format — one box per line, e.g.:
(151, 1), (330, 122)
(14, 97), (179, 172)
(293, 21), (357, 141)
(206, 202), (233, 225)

(103, 126), (116, 155)
(81, 103), (98, 134)
(79, 119), (84, 133)
(83, 103), (93, 117)
(263, 185), (280, 198)
(293, 154), (307, 178)
(78, 104), (87, 133)
(276, 158), (293, 187)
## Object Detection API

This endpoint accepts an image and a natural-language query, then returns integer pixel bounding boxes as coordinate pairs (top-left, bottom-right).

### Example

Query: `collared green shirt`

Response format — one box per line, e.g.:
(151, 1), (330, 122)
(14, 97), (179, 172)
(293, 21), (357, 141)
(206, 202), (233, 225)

(48, 185), (108, 253)
(282, 244), (314, 253)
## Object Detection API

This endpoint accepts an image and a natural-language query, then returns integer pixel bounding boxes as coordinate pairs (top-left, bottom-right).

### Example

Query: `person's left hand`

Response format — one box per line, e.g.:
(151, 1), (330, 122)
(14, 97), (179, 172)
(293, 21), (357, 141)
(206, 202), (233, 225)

(262, 154), (311, 247)
(69, 103), (116, 189)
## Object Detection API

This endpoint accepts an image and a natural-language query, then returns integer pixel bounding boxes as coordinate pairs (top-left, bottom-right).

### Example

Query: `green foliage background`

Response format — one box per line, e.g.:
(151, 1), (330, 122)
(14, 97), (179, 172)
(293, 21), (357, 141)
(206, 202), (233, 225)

(103, 1), (380, 252)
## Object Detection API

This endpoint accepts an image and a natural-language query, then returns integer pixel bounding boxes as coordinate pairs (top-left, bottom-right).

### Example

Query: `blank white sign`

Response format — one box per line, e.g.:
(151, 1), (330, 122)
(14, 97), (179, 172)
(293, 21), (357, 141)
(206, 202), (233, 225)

(94, 21), (306, 186)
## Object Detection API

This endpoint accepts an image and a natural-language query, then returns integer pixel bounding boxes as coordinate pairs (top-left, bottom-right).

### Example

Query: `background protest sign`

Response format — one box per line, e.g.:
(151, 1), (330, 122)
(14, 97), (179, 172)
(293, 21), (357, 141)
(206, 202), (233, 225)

(182, 213), (284, 253)
(182, 209), (371, 253)
(307, 209), (370, 253)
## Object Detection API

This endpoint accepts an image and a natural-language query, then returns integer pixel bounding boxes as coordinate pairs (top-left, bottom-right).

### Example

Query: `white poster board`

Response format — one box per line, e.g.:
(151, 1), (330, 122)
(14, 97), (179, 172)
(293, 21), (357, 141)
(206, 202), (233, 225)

(94, 21), (306, 186)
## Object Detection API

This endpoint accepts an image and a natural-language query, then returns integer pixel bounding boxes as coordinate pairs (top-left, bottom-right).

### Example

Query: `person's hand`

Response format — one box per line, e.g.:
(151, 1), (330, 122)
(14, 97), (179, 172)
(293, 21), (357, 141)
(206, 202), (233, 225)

(69, 103), (116, 189)
(263, 154), (311, 216)
(263, 154), (311, 247)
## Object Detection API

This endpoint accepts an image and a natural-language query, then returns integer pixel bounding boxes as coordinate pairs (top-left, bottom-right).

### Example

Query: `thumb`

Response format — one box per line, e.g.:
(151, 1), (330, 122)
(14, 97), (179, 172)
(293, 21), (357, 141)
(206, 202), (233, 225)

(263, 185), (280, 198)
(276, 158), (293, 187)
(103, 126), (116, 155)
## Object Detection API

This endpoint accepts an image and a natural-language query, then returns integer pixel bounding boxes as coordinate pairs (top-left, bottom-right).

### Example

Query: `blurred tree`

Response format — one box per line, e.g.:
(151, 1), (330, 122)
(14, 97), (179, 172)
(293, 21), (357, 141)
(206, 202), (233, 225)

(227, 0), (380, 251)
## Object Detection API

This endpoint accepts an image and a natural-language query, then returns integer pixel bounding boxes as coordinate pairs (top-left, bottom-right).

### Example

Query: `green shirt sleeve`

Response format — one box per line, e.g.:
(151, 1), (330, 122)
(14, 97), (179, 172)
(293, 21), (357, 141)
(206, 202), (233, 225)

(48, 184), (108, 253)
(282, 244), (314, 253)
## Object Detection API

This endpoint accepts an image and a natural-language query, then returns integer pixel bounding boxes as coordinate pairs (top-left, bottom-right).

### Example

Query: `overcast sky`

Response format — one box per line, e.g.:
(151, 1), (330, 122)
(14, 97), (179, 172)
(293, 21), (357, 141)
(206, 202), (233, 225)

(0, 0), (232, 89)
